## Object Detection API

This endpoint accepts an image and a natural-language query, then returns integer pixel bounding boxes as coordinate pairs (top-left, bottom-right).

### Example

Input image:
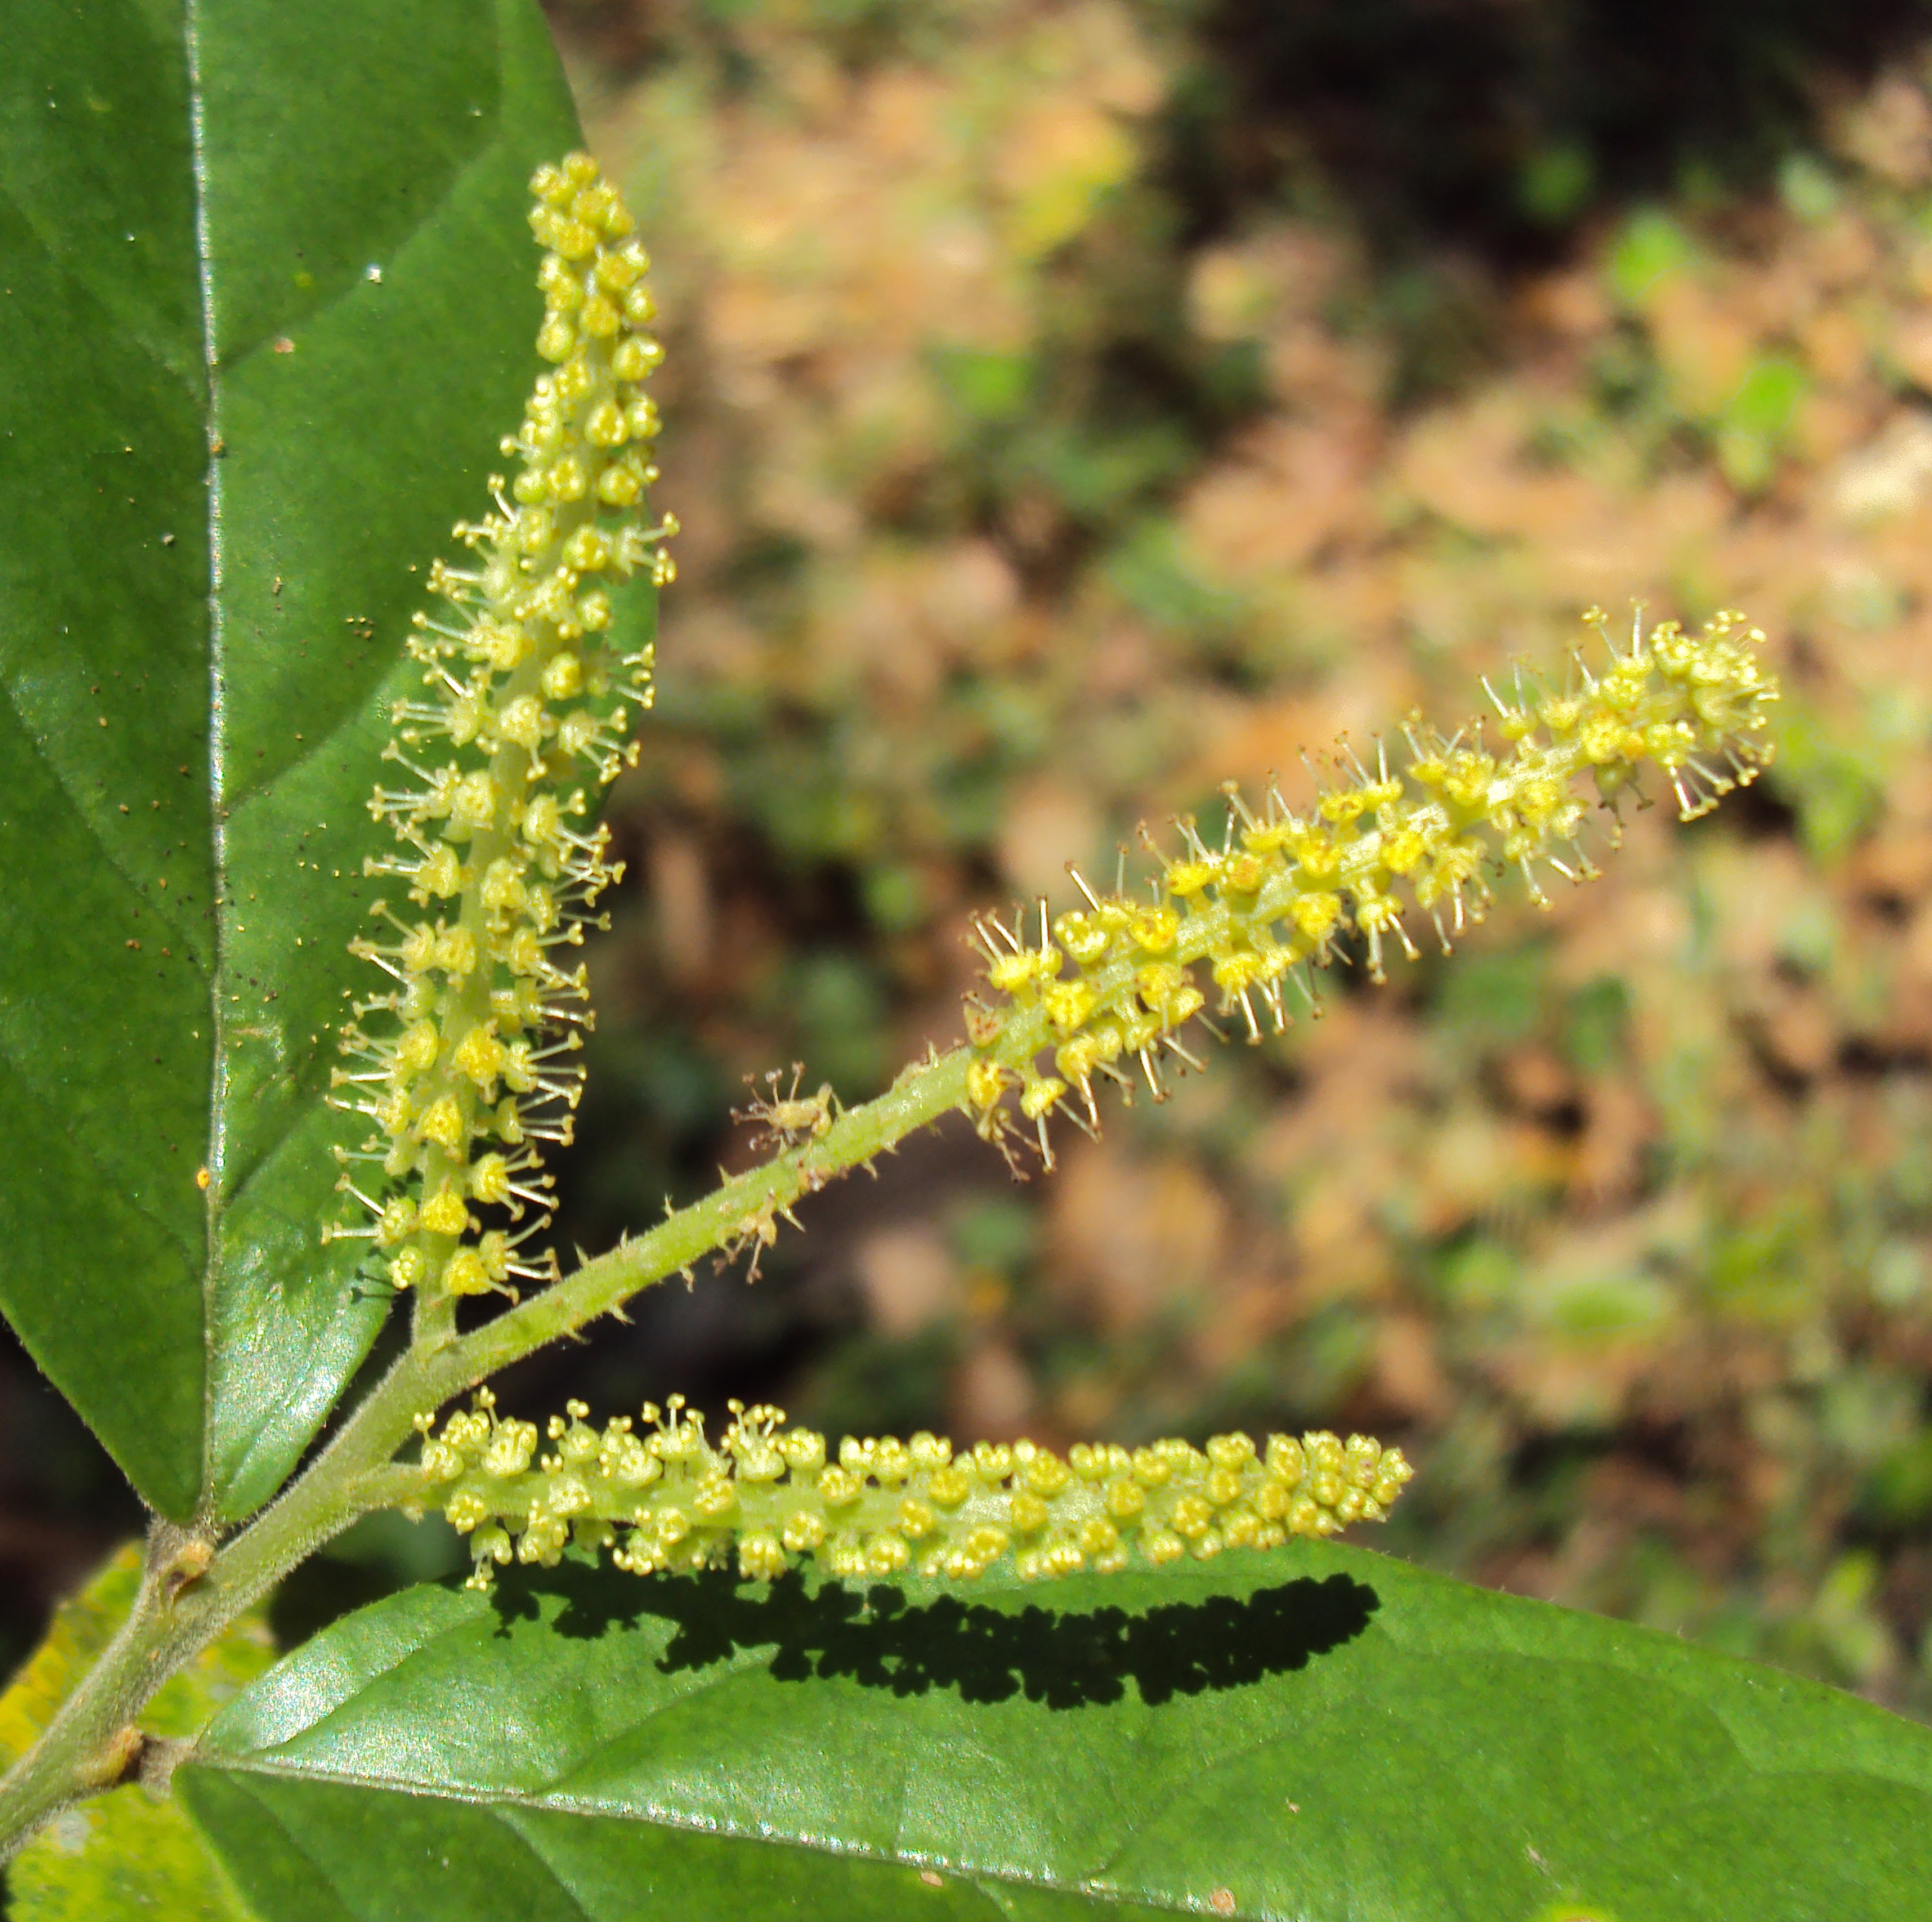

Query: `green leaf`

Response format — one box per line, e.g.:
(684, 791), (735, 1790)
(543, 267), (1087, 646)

(1607, 205), (1697, 308)
(7, 1785), (263, 1922)
(0, 0), (579, 1520)
(1715, 354), (1809, 494)
(2, 1544), (274, 1920)
(178, 1545), (1932, 1919)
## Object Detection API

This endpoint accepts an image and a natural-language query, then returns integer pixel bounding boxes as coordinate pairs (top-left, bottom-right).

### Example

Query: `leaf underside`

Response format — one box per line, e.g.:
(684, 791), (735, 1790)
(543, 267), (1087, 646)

(0, 0), (580, 1519)
(179, 1542), (1932, 1920)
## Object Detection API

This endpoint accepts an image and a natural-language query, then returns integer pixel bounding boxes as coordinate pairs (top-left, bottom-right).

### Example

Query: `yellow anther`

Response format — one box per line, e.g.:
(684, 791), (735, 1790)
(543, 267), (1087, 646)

(926, 1466), (970, 1509)
(387, 1246), (429, 1291)
(584, 399), (626, 446)
(563, 526), (610, 572)
(418, 1182), (469, 1237)
(452, 1025), (506, 1089)
(467, 1155), (512, 1205)
(541, 650), (584, 700)
(395, 1021), (441, 1075)
(965, 1059), (1010, 1114)
(478, 857), (529, 917)
(442, 1248), (492, 1296)
(449, 771), (499, 832)
(419, 1095), (466, 1153)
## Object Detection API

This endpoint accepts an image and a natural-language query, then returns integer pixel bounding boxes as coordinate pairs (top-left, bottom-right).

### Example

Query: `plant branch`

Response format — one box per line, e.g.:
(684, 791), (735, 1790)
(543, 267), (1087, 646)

(449, 1041), (983, 1383)
(0, 601), (1787, 1856)
(0, 1035), (987, 1859)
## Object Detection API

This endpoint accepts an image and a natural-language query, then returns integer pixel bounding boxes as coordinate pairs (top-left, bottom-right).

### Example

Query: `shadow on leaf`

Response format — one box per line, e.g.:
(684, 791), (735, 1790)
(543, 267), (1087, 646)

(488, 1562), (1377, 1709)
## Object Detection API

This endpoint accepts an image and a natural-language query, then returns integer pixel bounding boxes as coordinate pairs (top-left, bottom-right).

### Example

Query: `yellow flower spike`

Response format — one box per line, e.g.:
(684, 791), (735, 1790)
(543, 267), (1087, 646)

(959, 610), (1777, 1157)
(327, 154), (671, 1307)
(416, 1397), (1414, 1590)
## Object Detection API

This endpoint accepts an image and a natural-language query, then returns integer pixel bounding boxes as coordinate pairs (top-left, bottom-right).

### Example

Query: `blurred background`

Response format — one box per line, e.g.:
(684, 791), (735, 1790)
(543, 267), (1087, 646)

(11, 0), (1932, 1719)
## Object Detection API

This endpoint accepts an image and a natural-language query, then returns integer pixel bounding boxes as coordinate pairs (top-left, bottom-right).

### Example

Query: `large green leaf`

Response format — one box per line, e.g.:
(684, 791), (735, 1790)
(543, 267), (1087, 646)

(178, 1544), (1932, 1919)
(0, 0), (580, 1520)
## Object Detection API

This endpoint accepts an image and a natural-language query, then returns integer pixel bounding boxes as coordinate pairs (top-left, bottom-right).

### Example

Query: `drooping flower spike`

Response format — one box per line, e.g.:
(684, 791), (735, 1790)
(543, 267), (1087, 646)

(325, 153), (674, 1304)
(413, 1394), (1414, 1590)
(963, 609), (1778, 1164)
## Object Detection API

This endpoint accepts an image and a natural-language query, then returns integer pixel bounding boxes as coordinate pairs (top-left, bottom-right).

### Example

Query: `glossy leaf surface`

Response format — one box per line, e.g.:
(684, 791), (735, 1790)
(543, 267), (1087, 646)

(181, 1543), (1932, 1919)
(0, 0), (579, 1518)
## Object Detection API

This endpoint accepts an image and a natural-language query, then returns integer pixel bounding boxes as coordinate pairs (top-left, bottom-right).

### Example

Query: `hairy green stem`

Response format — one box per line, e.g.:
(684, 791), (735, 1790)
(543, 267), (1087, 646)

(451, 1042), (979, 1380)
(0, 1039), (980, 1859)
(0, 1484), (365, 1859)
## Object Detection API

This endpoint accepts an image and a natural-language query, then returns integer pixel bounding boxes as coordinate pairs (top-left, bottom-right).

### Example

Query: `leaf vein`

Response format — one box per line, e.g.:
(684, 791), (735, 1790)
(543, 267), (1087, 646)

(0, 1043), (199, 1267)
(0, 181), (203, 396)
(0, 676), (211, 963)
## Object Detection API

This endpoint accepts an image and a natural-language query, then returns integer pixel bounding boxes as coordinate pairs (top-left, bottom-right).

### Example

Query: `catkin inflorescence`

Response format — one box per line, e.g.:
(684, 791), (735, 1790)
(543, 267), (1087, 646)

(413, 1394), (1414, 1589)
(963, 610), (1779, 1164)
(325, 154), (674, 1305)
(342, 164), (1785, 1597)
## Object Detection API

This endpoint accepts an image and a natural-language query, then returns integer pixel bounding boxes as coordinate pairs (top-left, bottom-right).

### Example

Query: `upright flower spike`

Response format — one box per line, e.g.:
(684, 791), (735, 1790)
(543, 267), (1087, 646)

(412, 1395), (1414, 1590)
(326, 154), (675, 1307)
(964, 610), (1779, 1163)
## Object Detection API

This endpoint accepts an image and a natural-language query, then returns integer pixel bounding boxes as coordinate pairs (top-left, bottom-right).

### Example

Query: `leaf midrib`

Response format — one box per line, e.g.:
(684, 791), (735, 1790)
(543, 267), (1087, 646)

(186, 0), (229, 1513)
